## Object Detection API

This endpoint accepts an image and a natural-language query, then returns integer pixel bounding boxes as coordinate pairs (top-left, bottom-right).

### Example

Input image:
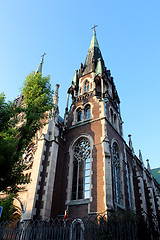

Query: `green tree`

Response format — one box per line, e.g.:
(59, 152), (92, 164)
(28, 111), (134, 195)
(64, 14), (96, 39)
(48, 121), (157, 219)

(0, 72), (53, 193)
(0, 194), (20, 222)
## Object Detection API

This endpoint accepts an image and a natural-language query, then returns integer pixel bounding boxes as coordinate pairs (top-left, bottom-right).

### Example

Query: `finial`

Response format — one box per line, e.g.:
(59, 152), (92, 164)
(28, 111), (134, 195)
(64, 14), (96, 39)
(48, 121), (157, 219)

(91, 24), (98, 34)
(128, 134), (132, 149)
(146, 159), (151, 171)
(139, 149), (143, 162)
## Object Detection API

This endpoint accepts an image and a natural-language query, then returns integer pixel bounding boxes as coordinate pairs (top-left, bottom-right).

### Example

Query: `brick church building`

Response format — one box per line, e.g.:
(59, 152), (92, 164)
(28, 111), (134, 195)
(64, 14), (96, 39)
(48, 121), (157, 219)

(16, 29), (160, 221)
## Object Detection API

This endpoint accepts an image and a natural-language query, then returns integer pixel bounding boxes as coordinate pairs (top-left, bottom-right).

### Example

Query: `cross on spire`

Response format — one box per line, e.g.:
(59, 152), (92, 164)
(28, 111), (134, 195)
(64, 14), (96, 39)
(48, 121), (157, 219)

(41, 52), (46, 62)
(91, 24), (98, 33)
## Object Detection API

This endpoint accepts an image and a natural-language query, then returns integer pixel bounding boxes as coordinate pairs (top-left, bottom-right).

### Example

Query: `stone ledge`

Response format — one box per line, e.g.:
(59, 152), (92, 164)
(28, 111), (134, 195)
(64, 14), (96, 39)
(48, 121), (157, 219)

(67, 199), (90, 206)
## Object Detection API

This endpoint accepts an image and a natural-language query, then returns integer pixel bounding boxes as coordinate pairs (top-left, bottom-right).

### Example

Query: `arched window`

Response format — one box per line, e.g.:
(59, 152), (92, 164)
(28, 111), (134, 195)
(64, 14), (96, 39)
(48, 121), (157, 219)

(110, 108), (117, 129)
(114, 114), (117, 127)
(85, 105), (91, 119)
(71, 138), (91, 200)
(110, 108), (114, 125)
(84, 80), (89, 93)
(77, 108), (82, 122)
(112, 142), (121, 205)
(127, 163), (133, 208)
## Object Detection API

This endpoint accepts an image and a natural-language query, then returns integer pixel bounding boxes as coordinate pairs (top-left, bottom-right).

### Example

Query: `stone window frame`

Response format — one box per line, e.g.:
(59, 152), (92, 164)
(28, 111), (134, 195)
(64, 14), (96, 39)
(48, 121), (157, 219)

(72, 104), (92, 125)
(111, 140), (124, 208)
(78, 77), (94, 97)
(66, 134), (93, 205)
(84, 79), (90, 93)
(109, 107), (118, 131)
(84, 104), (91, 120)
(71, 138), (91, 200)
(77, 107), (83, 122)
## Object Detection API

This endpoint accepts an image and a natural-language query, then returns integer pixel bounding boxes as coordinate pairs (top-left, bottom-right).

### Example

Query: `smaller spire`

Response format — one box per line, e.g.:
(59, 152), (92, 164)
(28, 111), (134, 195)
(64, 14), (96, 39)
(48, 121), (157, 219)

(71, 70), (78, 86)
(146, 159), (151, 172)
(139, 149), (143, 162)
(52, 84), (59, 122)
(95, 58), (102, 75)
(128, 134), (135, 153)
(128, 134), (133, 149)
(35, 52), (46, 75)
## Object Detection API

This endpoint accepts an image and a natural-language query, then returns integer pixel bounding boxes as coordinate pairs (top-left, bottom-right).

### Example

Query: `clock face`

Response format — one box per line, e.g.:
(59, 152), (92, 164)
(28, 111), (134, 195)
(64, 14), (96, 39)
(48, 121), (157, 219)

(23, 142), (37, 170)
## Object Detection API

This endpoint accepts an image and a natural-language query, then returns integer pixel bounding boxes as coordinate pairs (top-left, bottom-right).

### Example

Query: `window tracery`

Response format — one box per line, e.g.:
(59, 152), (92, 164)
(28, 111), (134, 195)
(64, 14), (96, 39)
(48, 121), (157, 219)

(22, 142), (37, 170)
(71, 138), (91, 200)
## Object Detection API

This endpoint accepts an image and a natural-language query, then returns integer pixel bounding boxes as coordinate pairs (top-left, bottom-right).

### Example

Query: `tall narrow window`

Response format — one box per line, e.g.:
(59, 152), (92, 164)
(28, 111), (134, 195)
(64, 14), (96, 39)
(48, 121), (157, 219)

(71, 138), (91, 200)
(77, 108), (82, 122)
(85, 105), (91, 119)
(114, 114), (117, 128)
(112, 142), (121, 205)
(110, 108), (114, 125)
(127, 163), (133, 208)
(84, 80), (89, 93)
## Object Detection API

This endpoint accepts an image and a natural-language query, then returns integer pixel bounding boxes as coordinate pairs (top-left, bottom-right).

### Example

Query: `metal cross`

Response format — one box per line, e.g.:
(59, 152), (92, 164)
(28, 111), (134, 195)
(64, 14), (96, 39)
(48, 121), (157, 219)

(41, 52), (46, 61)
(91, 24), (98, 33)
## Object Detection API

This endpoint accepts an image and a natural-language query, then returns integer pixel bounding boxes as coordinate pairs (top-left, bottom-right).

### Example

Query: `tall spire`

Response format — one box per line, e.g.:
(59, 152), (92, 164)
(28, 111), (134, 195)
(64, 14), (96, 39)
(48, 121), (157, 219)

(35, 53), (46, 75)
(82, 27), (105, 76)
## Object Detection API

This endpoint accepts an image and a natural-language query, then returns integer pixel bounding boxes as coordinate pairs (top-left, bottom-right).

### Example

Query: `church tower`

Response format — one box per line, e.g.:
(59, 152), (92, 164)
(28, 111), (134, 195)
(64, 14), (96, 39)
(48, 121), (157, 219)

(53, 28), (127, 218)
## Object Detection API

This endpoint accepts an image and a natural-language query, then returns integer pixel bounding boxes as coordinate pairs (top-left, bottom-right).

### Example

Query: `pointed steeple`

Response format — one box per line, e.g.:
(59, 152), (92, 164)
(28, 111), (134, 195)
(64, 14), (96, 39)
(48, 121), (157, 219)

(82, 29), (105, 76)
(146, 159), (151, 172)
(139, 149), (143, 163)
(35, 53), (46, 75)
(128, 134), (134, 153)
(71, 70), (78, 86)
(52, 84), (59, 122)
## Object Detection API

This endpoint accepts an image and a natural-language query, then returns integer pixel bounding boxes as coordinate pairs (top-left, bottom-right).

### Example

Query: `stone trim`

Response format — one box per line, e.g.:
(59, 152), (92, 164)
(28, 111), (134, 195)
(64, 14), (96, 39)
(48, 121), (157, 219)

(67, 199), (90, 206)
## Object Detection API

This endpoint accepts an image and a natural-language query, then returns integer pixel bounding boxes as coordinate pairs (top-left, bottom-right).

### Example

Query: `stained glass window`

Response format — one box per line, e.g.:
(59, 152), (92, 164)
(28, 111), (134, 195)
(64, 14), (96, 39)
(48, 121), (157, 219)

(71, 138), (91, 200)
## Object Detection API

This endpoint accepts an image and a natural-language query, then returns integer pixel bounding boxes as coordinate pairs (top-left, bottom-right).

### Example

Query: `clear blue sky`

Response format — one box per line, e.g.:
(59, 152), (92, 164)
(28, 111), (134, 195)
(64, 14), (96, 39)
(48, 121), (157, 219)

(0, 0), (160, 169)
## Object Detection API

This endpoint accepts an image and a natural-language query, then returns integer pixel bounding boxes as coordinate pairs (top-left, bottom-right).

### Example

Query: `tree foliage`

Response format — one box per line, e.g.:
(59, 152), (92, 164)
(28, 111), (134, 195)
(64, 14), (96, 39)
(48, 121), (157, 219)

(0, 72), (53, 193)
(0, 194), (20, 222)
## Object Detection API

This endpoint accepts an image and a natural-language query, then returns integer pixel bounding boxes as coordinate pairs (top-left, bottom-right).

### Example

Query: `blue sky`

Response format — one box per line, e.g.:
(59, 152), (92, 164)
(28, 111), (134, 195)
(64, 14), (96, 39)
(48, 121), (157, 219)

(0, 0), (160, 168)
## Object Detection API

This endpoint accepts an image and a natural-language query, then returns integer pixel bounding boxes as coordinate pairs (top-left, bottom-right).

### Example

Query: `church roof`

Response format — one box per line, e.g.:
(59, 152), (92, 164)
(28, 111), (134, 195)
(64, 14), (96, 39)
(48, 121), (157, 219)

(151, 167), (160, 184)
(82, 31), (106, 76)
(58, 115), (64, 124)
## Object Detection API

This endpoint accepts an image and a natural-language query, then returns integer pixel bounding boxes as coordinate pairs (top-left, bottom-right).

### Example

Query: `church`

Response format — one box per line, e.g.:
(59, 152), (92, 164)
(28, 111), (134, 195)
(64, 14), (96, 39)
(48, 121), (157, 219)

(15, 28), (160, 222)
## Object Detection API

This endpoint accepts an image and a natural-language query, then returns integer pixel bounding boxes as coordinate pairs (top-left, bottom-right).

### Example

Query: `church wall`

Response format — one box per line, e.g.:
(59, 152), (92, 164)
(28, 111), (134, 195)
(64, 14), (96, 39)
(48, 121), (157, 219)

(106, 123), (125, 191)
(125, 149), (136, 210)
(50, 136), (66, 218)
(62, 95), (107, 217)
(132, 167), (142, 213)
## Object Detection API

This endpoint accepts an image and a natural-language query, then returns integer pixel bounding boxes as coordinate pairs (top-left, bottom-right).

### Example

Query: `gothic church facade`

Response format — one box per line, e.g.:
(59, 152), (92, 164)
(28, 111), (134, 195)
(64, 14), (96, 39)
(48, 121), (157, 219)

(18, 30), (160, 221)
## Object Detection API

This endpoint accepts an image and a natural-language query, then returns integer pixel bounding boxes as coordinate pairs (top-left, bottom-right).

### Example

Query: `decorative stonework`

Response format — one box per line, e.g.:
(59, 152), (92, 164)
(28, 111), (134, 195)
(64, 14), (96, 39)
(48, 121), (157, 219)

(23, 142), (37, 170)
